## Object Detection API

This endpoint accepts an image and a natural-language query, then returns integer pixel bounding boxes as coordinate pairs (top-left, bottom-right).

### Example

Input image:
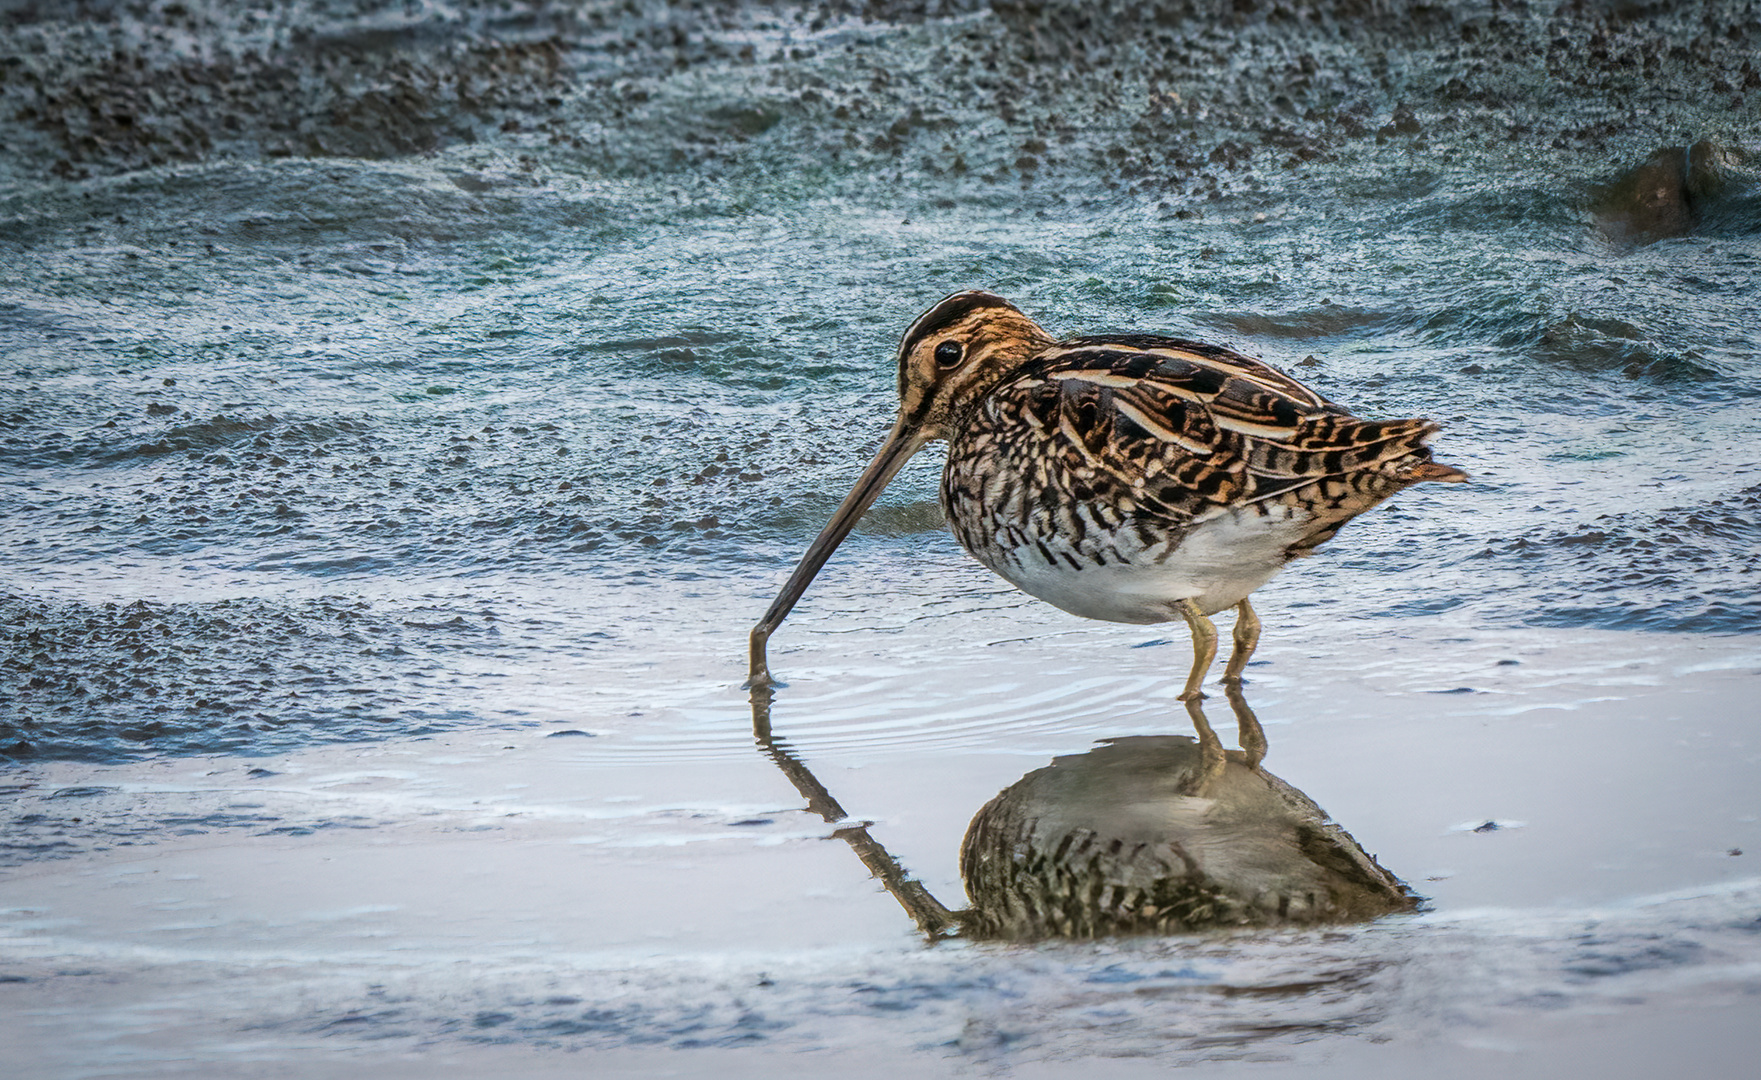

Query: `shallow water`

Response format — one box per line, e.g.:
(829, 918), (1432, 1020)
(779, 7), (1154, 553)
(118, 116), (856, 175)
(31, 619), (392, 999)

(3, 1), (1760, 1075)
(4, 626), (1760, 1077)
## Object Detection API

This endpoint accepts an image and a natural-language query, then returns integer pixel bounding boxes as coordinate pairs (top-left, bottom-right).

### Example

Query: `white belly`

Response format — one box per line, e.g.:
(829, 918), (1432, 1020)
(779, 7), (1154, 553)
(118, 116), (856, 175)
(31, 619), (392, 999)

(979, 505), (1313, 624)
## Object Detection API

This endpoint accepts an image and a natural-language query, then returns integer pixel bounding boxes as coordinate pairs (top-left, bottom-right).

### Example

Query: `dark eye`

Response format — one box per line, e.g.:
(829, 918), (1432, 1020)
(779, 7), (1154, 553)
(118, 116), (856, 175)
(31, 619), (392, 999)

(934, 340), (963, 367)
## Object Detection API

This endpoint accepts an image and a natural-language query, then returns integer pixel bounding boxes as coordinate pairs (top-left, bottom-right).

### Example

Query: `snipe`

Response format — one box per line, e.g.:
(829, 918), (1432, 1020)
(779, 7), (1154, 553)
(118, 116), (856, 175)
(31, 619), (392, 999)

(749, 291), (1466, 699)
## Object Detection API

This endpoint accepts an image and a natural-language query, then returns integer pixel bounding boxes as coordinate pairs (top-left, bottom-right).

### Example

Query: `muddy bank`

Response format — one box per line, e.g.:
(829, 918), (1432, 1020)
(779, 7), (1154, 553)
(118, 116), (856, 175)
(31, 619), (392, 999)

(3, 1), (1757, 202)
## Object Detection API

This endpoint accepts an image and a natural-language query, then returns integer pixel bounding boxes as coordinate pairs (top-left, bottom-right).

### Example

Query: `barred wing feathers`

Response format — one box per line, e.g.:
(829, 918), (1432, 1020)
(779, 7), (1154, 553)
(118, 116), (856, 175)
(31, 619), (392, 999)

(969, 337), (1464, 553)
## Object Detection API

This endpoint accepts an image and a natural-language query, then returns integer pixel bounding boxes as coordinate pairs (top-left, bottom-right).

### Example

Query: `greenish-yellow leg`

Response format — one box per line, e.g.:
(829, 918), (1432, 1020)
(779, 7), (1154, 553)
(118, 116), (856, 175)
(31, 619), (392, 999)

(1175, 599), (1218, 702)
(1221, 598), (1261, 685)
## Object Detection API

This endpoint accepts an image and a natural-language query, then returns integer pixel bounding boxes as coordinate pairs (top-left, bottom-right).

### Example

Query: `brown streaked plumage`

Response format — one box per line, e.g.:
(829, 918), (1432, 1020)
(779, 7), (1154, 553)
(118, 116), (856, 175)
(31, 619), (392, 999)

(748, 290), (1467, 699)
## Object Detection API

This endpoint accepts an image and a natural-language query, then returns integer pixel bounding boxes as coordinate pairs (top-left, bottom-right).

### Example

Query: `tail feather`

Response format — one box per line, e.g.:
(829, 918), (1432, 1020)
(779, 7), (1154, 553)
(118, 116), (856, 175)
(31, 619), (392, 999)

(1402, 460), (1470, 483)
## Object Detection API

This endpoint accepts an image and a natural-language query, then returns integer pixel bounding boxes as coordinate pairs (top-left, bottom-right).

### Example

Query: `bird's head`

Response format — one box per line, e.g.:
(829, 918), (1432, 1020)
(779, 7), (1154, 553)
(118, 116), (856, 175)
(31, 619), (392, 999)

(893, 290), (1054, 441)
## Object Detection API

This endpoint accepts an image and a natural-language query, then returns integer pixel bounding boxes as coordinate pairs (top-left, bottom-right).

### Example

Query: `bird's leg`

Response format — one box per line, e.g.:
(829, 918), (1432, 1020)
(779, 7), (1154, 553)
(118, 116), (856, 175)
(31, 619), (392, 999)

(1175, 599), (1218, 702)
(1222, 681), (1266, 769)
(1221, 598), (1260, 685)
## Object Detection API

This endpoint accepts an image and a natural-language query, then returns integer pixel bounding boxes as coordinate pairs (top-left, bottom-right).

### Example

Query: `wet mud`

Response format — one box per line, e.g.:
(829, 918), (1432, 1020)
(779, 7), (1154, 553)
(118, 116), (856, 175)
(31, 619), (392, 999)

(0, 592), (490, 760)
(4, 1), (1758, 199)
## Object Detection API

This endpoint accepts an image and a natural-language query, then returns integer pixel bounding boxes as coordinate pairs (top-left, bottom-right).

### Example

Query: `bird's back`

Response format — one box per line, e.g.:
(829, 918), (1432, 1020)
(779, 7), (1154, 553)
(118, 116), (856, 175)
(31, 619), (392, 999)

(940, 334), (1464, 620)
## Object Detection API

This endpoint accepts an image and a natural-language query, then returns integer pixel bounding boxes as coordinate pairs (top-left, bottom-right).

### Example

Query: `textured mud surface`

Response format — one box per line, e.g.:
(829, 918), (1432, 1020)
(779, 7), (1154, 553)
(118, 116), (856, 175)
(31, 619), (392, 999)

(5, 1), (1759, 193)
(0, 592), (502, 760)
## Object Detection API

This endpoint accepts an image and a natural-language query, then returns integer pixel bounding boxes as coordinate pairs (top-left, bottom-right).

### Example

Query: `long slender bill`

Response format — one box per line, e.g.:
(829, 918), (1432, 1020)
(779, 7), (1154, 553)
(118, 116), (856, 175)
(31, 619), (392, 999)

(747, 418), (930, 687)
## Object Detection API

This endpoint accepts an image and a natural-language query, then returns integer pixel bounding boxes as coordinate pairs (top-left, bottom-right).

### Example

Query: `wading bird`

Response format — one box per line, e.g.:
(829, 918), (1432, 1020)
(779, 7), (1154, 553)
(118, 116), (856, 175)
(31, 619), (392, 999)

(748, 291), (1466, 700)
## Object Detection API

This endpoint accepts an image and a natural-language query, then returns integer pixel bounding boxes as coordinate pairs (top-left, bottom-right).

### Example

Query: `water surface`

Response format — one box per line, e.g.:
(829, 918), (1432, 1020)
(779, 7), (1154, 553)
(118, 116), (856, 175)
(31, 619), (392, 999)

(2, 1), (1759, 1075)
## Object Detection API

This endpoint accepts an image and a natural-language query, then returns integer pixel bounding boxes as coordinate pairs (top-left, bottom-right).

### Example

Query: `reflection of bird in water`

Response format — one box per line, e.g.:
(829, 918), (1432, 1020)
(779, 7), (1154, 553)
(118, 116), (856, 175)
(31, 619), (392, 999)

(961, 688), (1415, 939)
(750, 683), (1415, 941)
(749, 291), (1466, 699)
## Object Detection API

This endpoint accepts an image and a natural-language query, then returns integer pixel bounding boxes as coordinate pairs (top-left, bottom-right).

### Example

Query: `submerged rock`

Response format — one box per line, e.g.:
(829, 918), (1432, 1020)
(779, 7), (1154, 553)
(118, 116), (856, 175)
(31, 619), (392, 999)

(1594, 140), (1759, 246)
(960, 735), (1416, 939)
